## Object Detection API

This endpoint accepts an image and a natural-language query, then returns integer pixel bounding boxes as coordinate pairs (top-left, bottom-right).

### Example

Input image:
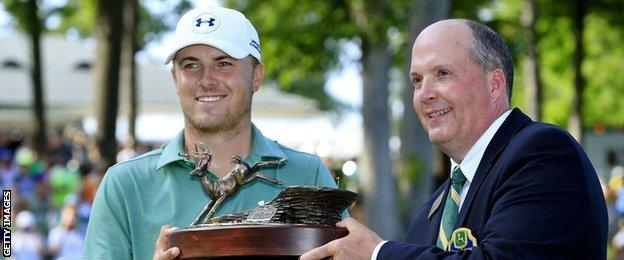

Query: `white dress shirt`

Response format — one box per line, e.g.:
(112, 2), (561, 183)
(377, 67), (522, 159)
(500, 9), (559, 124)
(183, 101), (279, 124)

(371, 110), (511, 260)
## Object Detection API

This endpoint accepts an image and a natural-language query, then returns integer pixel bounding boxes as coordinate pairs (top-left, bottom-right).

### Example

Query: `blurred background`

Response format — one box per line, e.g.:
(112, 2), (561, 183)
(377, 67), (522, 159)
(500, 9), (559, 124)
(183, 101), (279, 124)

(1, 0), (623, 259)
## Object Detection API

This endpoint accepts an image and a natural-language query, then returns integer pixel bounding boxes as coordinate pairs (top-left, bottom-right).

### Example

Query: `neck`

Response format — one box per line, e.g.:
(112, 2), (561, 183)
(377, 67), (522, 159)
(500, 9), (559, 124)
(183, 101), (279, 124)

(184, 121), (254, 178)
(443, 107), (509, 163)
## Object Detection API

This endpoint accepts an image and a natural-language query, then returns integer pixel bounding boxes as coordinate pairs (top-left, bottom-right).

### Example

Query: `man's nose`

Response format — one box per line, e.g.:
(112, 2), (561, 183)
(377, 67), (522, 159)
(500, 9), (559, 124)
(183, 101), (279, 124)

(199, 67), (218, 89)
(417, 78), (436, 103)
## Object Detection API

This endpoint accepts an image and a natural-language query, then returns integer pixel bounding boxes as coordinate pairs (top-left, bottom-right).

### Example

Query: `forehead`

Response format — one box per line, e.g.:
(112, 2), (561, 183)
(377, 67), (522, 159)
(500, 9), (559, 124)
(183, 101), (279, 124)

(176, 44), (230, 59)
(410, 21), (474, 71)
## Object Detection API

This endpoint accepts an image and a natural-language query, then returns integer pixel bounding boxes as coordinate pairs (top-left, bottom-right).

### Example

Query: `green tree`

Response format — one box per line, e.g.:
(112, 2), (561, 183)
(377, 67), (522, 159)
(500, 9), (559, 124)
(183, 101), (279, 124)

(350, 0), (404, 240)
(469, 0), (624, 138)
(583, 14), (624, 129)
(227, 0), (354, 111)
(5, 0), (47, 153)
(568, 0), (587, 142)
(56, 0), (188, 159)
(93, 0), (123, 165)
(120, 0), (138, 144)
(521, 0), (543, 121)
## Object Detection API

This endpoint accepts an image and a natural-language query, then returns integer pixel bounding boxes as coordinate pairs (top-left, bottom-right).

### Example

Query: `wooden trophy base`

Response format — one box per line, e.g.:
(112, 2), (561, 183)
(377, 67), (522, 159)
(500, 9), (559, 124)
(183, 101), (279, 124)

(168, 224), (348, 259)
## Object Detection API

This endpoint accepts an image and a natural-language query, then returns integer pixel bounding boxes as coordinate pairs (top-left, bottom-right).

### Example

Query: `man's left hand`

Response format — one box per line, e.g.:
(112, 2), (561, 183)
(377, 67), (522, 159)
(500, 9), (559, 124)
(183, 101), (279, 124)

(300, 217), (382, 260)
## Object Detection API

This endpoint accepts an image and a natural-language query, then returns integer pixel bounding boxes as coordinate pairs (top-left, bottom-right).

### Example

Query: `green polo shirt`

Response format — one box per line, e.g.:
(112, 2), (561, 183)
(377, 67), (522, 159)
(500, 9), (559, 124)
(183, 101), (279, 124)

(83, 125), (339, 259)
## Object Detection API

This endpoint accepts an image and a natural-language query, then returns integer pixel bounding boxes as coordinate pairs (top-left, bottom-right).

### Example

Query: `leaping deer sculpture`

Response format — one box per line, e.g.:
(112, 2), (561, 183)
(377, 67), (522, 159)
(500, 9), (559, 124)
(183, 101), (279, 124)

(180, 143), (285, 226)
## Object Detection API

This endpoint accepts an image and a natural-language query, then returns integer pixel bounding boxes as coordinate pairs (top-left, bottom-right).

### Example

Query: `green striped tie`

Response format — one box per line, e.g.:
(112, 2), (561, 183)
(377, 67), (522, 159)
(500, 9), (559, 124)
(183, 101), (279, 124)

(436, 166), (467, 251)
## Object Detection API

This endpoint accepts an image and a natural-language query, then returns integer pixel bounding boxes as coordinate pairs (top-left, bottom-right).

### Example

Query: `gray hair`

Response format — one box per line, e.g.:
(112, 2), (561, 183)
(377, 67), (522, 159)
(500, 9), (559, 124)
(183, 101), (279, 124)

(464, 20), (514, 102)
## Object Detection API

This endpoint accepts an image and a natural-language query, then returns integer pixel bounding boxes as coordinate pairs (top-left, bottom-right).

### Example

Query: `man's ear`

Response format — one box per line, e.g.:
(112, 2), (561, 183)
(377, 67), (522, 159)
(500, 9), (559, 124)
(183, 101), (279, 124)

(251, 63), (264, 92)
(489, 68), (506, 102)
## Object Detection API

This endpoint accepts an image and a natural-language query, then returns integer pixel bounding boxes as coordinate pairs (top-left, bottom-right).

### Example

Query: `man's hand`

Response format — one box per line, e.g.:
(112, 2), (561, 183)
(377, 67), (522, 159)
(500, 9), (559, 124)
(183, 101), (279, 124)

(153, 225), (180, 260)
(300, 217), (383, 260)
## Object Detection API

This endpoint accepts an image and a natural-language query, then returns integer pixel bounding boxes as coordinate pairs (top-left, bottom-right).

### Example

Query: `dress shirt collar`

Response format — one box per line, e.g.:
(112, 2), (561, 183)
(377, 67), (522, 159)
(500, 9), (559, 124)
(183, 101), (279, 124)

(450, 110), (512, 183)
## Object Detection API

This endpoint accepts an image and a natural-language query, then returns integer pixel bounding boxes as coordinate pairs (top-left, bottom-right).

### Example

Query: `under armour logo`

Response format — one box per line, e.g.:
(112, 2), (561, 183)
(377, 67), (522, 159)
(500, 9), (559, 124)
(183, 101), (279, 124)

(191, 13), (220, 33)
(195, 17), (216, 27)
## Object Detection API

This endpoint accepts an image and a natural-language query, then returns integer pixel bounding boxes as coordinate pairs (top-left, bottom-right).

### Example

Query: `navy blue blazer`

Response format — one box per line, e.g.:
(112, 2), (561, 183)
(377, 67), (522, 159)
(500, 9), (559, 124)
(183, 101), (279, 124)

(379, 108), (607, 259)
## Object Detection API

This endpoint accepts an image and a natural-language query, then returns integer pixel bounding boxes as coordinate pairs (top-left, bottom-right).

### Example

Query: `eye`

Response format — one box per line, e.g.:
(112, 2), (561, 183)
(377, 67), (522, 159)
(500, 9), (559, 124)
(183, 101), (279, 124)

(183, 63), (200, 70)
(436, 69), (450, 78)
(217, 61), (232, 68)
(411, 76), (423, 89)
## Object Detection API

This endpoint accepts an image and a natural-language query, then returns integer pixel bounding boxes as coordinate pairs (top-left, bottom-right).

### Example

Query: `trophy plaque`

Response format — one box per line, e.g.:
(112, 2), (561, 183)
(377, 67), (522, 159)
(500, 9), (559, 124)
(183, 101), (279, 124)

(168, 143), (357, 259)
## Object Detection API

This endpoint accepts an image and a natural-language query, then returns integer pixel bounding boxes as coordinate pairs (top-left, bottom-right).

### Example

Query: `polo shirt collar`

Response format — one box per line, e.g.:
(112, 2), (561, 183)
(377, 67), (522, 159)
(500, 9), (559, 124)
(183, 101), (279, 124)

(155, 123), (287, 171)
(156, 130), (186, 170)
(250, 124), (288, 161)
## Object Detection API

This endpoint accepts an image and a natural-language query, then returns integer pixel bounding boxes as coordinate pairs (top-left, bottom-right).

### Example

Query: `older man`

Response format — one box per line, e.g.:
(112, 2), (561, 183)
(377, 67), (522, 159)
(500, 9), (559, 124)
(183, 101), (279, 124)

(302, 19), (607, 259)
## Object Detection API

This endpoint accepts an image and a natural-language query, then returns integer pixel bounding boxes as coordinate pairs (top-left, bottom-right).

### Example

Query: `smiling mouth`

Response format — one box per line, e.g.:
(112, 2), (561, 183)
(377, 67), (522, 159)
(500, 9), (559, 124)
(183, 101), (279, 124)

(196, 96), (225, 103)
(429, 108), (453, 118)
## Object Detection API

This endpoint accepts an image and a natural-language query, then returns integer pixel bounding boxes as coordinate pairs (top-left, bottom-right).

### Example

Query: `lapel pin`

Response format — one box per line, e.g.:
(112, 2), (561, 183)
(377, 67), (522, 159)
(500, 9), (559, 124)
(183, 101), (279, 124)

(448, 227), (478, 252)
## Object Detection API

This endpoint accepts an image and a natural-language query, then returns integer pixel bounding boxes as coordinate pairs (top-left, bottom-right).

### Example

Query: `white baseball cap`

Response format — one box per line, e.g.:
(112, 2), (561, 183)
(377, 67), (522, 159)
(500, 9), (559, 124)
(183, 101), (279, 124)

(165, 7), (261, 64)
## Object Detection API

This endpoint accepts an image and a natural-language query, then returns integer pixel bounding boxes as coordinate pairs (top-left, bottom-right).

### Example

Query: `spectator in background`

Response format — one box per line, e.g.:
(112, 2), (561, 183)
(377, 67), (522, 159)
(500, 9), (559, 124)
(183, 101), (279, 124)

(44, 132), (73, 166)
(0, 148), (17, 189)
(13, 210), (45, 260)
(27, 181), (54, 239)
(612, 150), (624, 217)
(605, 149), (623, 241)
(49, 161), (80, 208)
(116, 139), (137, 162)
(608, 149), (624, 192)
(48, 202), (84, 260)
(14, 147), (45, 203)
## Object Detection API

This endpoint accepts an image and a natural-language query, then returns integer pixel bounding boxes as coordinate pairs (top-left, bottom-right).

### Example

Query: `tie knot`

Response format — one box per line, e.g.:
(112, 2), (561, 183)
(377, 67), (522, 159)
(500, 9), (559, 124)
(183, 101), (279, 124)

(451, 166), (467, 185)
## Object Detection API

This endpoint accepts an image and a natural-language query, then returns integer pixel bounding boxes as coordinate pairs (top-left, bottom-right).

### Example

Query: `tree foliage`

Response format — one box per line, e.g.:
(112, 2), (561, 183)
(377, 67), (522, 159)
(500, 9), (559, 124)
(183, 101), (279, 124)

(226, 0), (356, 110)
(55, 0), (186, 49)
(5, 0), (47, 151)
(458, 0), (624, 130)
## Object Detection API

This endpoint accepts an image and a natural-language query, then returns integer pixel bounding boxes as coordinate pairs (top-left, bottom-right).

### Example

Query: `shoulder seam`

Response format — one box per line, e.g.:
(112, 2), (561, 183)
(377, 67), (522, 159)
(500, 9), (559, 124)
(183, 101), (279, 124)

(109, 148), (163, 169)
(276, 142), (320, 159)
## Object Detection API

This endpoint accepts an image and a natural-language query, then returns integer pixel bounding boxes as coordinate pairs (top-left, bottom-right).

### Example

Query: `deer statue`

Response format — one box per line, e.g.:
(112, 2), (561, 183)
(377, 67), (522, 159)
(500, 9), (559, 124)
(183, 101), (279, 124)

(180, 143), (285, 226)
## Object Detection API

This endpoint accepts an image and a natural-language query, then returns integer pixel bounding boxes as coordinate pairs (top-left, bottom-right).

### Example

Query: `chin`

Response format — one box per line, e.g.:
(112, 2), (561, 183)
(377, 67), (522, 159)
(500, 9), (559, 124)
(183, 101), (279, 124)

(428, 131), (451, 145)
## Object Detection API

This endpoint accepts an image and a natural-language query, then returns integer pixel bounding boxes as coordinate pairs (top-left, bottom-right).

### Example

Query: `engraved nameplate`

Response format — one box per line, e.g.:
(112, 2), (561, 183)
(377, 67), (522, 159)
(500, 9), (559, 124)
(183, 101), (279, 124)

(246, 205), (277, 223)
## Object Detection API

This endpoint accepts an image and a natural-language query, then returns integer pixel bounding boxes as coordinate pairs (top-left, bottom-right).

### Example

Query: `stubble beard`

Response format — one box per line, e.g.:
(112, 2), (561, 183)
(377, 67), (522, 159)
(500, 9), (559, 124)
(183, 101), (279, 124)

(182, 97), (253, 137)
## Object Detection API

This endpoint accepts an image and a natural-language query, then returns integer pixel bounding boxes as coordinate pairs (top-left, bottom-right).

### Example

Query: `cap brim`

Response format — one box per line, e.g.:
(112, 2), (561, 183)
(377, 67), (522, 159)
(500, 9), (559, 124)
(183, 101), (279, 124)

(165, 39), (249, 65)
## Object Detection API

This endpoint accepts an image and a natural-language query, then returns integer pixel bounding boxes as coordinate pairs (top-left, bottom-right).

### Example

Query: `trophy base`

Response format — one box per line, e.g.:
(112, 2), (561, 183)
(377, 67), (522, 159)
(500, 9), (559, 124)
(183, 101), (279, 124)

(168, 223), (348, 259)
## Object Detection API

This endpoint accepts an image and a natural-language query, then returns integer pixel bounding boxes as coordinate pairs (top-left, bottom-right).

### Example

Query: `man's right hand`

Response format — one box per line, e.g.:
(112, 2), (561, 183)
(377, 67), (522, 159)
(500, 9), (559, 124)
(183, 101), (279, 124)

(153, 225), (180, 260)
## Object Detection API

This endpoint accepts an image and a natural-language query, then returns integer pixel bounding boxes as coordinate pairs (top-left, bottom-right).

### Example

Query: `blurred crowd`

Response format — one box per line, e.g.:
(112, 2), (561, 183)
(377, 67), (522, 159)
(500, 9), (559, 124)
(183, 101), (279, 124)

(604, 149), (624, 259)
(0, 126), (152, 260)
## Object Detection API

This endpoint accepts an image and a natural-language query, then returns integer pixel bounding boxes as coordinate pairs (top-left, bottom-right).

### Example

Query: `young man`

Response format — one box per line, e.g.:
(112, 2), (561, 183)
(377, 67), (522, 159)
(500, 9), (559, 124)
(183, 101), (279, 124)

(302, 19), (607, 259)
(83, 7), (339, 259)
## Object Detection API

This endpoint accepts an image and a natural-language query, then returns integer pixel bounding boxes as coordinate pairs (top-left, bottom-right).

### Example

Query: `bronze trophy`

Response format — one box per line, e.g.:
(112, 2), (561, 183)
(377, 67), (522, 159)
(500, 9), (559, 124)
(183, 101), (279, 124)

(168, 143), (357, 259)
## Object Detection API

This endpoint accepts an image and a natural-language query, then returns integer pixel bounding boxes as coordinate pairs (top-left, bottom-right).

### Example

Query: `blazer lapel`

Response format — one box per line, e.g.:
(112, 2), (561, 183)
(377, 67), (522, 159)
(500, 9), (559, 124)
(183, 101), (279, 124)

(424, 181), (450, 245)
(456, 108), (532, 224)
(428, 181), (449, 220)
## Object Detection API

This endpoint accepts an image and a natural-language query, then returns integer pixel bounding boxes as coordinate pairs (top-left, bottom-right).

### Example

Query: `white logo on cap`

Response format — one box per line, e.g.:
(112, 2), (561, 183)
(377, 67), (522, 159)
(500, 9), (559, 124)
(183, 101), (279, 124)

(191, 12), (220, 33)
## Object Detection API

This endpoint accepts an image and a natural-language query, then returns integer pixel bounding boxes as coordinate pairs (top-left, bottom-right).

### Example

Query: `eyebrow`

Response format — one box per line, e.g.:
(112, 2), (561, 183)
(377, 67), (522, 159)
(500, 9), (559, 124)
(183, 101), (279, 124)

(214, 55), (233, 61)
(410, 63), (455, 77)
(431, 64), (451, 71)
(176, 56), (199, 64)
